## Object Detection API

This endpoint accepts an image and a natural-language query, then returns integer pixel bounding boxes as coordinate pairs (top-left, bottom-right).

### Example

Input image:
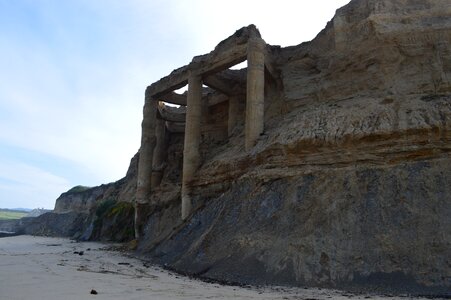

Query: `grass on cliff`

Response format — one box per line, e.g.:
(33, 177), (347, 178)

(95, 198), (117, 218)
(92, 199), (135, 242)
(0, 209), (28, 220)
(67, 185), (91, 193)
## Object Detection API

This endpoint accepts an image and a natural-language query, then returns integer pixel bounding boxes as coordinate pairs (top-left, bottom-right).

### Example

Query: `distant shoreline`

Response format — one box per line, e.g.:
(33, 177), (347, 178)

(0, 231), (19, 238)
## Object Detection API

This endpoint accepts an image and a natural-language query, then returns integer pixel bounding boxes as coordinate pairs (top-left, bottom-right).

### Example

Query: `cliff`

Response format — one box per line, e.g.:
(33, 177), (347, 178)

(22, 153), (138, 241)
(137, 0), (451, 295)
(27, 0), (451, 296)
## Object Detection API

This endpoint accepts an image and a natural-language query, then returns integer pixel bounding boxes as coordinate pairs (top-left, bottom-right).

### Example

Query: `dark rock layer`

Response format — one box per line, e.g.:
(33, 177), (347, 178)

(140, 159), (450, 295)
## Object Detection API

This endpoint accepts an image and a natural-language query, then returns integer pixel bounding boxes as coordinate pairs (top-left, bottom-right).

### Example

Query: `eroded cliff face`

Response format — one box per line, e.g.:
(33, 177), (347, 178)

(137, 0), (451, 295)
(280, 0), (451, 105)
(54, 153), (139, 214)
(32, 0), (451, 295)
(25, 153), (139, 241)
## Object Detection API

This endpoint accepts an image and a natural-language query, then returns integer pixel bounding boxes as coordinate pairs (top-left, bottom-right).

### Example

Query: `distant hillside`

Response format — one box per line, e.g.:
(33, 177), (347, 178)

(0, 209), (28, 220)
(25, 208), (51, 218)
(9, 208), (32, 212)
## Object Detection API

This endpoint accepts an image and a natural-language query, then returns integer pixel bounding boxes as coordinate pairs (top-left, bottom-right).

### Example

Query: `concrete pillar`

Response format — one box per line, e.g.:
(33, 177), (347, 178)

(135, 95), (157, 238)
(228, 95), (240, 136)
(181, 73), (202, 220)
(245, 37), (265, 151)
(151, 114), (167, 189)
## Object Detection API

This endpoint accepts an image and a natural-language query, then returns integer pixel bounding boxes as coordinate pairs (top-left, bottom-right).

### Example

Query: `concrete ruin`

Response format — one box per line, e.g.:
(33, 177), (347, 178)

(135, 25), (277, 237)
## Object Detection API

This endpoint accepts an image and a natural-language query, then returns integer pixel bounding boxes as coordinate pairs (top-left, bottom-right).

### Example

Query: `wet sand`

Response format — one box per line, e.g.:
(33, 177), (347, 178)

(0, 236), (433, 300)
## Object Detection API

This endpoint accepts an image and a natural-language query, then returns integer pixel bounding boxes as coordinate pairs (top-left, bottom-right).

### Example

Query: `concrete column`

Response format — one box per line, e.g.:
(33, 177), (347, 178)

(135, 95), (157, 239)
(245, 37), (265, 151)
(151, 113), (167, 189)
(181, 73), (202, 220)
(228, 95), (240, 137)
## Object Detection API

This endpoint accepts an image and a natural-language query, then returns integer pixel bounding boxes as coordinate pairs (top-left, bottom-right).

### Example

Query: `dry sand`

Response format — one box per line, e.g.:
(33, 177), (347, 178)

(0, 235), (433, 300)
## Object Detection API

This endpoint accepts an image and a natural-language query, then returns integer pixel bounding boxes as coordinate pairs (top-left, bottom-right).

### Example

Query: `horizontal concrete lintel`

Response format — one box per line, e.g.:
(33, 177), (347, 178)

(146, 67), (189, 99)
(193, 46), (248, 78)
(158, 104), (186, 122)
(146, 25), (261, 98)
(148, 48), (247, 98)
(204, 72), (246, 96)
(160, 92), (187, 106)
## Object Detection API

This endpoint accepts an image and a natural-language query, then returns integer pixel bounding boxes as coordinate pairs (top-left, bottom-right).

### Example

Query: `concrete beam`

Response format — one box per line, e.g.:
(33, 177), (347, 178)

(159, 91), (228, 133)
(158, 103), (186, 122)
(203, 70), (246, 96)
(146, 25), (261, 99)
(192, 44), (247, 77)
(189, 25), (259, 77)
(161, 92), (187, 106)
(146, 68), (188, 99)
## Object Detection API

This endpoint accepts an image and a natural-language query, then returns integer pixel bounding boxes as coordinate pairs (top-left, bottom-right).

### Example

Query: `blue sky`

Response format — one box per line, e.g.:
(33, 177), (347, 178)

(0, 0), (350, 209)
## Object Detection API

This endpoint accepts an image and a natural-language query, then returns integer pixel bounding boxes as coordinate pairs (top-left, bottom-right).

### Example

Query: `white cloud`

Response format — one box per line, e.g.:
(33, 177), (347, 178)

(0, 160), (71, 209)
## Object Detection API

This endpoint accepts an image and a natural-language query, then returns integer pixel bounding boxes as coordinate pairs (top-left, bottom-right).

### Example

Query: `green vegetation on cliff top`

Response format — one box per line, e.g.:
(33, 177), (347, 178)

(67, 185), (91, 193)
(0, 209), (28, 220)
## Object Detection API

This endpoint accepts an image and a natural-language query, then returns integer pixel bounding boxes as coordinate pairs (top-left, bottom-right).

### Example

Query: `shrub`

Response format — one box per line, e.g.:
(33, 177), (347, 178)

(107, 201), (134, 218)
(67, 185), (91, 193)
(95, 198), (117, 218)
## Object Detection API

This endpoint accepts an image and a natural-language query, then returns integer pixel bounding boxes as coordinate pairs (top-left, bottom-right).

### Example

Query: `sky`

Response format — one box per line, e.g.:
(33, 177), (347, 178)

(0, 0), (350, 209)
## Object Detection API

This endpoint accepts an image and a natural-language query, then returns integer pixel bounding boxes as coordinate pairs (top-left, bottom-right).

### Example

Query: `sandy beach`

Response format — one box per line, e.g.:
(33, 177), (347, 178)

(0, 236), (434, 300)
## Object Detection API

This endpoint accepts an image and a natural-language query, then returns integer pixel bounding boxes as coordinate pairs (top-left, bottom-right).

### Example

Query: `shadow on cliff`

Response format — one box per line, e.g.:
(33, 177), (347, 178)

(138, 160), (451, 297)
